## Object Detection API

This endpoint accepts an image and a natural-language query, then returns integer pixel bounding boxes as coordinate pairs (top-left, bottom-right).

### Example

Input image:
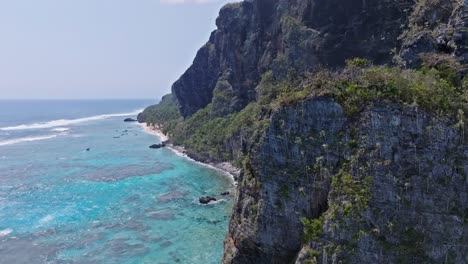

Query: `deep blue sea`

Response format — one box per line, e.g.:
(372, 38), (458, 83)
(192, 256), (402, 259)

(0, 100), (233, 264)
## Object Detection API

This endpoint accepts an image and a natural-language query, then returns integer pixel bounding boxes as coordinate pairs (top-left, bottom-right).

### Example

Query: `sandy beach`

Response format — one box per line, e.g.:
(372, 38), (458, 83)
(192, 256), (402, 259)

(139, 123), (169, 141)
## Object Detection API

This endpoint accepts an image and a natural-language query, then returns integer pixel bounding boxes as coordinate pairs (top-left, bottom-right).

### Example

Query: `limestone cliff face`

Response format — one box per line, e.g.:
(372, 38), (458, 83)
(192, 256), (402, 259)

(223, 98), (467, 263)
(224, 98), (347, 263)
(293, 103), (468, 263)
(172, 0), (428, 117)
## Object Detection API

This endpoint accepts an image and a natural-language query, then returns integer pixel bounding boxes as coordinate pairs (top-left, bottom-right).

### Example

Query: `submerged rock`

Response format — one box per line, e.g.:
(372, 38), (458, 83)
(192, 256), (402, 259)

(199, 196), (217, 204)
(149, 143), (166, 149)
(123, 118), (137, 122)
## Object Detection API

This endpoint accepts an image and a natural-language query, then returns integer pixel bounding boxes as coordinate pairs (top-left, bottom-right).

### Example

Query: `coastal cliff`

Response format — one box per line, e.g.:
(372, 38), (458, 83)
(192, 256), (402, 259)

(141, 0), (468, 263)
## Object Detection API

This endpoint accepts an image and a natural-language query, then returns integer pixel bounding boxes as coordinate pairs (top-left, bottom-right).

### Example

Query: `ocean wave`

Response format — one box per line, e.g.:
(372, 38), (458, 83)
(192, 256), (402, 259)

(0, 110), (142, 131)
(0, 228), (13, 237)
(50, 127), (70, 132)
(0, 135), (59, 146)
(39, 215), (54, 225)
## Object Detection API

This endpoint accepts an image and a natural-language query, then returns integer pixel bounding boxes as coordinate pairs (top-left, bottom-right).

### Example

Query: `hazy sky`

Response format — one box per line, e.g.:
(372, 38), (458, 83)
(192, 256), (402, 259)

(0, 0), (233, 99)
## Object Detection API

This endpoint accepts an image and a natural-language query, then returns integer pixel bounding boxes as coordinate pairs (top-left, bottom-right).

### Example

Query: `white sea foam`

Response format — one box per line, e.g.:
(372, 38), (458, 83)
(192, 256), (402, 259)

(39, 215), (54, 225)
(50, 127), (70, 132)
(166, 147), (237, 184)
(208, 199), (226, 205)
(0, 228), (13, 237)
(0, 110), (142, 131)
(0, 135), (59, 146)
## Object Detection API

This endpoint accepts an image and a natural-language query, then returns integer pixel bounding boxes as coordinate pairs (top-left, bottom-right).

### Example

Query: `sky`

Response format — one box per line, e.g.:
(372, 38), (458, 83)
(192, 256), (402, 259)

(0, 0), (234, 99)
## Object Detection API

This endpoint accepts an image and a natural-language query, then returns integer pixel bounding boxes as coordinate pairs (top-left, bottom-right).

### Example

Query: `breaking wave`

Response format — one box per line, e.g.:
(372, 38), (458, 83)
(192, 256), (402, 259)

(0, 110), (142, 131)
(0, 135), (59, 146)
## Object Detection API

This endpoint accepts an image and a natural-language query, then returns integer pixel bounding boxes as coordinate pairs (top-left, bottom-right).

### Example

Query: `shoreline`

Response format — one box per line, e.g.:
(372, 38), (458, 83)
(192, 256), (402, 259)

(139, 123), (169, 141)
(138, 123), (240, 184)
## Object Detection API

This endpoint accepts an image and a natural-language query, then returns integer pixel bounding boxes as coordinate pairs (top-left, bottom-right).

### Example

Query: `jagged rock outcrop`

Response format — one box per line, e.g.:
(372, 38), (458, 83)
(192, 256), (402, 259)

(398, 0), (468, 68)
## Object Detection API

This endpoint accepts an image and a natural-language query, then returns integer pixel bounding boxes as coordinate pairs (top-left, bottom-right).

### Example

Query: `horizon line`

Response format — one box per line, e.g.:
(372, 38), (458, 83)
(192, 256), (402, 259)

(0, 98), (159, 100)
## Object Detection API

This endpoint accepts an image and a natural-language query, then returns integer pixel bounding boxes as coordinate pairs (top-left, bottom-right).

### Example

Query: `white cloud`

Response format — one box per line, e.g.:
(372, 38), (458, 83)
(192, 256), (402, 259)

(160, 0), (219, 5)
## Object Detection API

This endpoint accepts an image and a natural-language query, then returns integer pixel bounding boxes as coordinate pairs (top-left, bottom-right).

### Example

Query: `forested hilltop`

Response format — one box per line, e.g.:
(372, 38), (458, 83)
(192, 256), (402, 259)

(140, 0), (468, 263)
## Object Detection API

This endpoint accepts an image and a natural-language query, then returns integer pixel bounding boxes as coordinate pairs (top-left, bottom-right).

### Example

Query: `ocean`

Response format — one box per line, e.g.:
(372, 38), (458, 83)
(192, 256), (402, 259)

(0, 100), (234, 264)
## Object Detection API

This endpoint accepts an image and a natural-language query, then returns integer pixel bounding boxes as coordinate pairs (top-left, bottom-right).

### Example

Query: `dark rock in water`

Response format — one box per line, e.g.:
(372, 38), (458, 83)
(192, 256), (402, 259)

(149, 143), (166, 149)
(124, 118), (137, 122)
(221, 192), (230, 196)
(199, 196), (216, 204)
(86, 148), (90, 151)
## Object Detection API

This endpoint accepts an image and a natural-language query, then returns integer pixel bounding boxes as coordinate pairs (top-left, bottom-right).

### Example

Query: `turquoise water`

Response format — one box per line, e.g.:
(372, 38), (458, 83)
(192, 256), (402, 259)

(0, 100), (233, 264)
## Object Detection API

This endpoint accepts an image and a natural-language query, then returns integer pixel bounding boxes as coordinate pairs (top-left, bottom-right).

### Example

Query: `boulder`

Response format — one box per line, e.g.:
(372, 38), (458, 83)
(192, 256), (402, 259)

(149, 143), (166, 149)
(199, 196), (216, 204)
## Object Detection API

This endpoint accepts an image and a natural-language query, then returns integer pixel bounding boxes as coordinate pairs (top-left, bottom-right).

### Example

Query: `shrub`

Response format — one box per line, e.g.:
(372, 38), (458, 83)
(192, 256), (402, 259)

(301, 217), (324, 242)
(346, 58), (371, 68)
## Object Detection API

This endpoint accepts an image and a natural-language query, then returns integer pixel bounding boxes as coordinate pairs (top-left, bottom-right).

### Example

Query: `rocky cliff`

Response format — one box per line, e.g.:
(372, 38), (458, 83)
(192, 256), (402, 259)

(224, 98), (467, 264)
(142, 0), (468, 263)
(173, 0), (407, 117)
(172, 0), (468, 118)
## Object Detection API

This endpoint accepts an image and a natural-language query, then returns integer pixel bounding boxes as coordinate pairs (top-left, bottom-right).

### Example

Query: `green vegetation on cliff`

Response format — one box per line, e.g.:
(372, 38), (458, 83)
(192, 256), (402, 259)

(143, 55), (467, 165)
(143, 94), (268, 162)
(270, 56), (467, 123)
(141, 94), (181, 135)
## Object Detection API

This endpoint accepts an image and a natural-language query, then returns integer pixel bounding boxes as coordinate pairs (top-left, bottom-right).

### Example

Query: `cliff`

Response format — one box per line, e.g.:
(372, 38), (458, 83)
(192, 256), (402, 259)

(225, 97), (467, 263)
(173, 0), (410, 117)
(172, 0), (467, 118)
(141, 0), (468, 263)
